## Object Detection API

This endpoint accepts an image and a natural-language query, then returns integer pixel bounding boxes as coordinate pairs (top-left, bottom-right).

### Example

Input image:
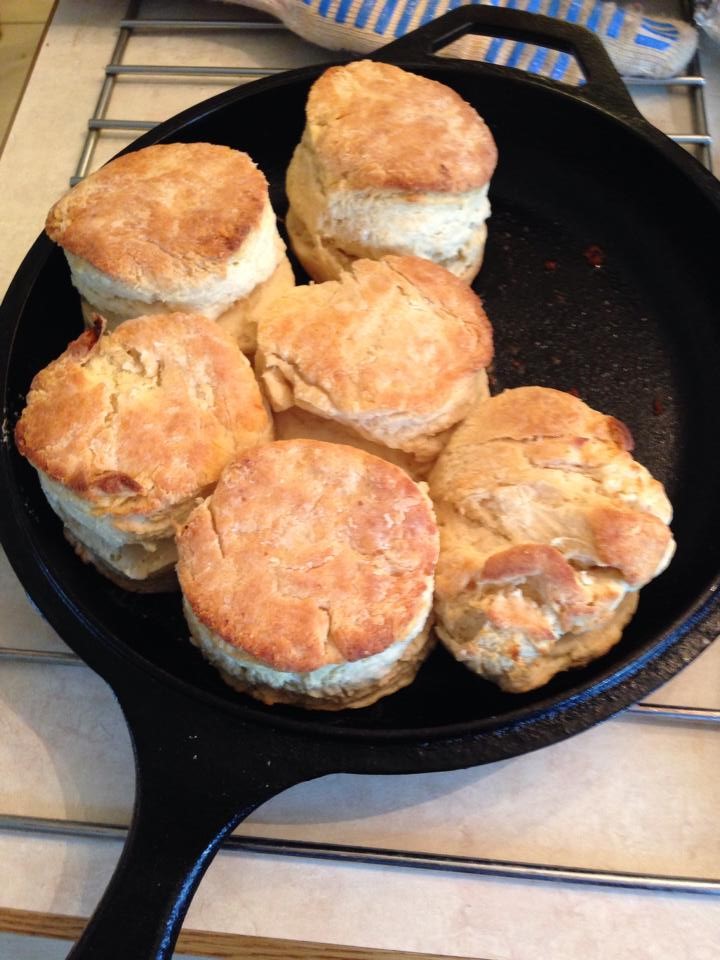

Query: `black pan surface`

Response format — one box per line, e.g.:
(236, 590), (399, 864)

(2, 8), (720, 957)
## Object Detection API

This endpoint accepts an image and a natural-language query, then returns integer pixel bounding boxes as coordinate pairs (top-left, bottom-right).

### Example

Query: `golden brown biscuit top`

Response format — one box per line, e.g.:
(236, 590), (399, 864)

(445, 385), (634, 451)
(257, 255), (493, 419)
(15, 313), (272, 518)
(177, 440), (438, 673)
(304, 60), (498, 192)
(45, 143), (269, 286)
(430, 387), (674, 596)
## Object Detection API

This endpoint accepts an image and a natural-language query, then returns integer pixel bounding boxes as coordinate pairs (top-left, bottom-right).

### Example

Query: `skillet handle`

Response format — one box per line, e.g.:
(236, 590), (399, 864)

(65, 667), (325, 960)
(371, 5), (642, 120)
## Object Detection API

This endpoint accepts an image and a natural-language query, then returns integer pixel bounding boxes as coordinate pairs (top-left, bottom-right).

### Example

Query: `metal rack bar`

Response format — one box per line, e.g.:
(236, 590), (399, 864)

(0, 648), (82, 666)
(680, 0), (713, 169)
(72, 0), (140, 184)
(1, 812), (717, 895)
(87, 119), (156, 130)
(105, 63), (288, 76)
(670, 133), (713, 143)
(626, 75), (705, 86)
(119, 18), (286, 31)
(625, 702), (720, 722)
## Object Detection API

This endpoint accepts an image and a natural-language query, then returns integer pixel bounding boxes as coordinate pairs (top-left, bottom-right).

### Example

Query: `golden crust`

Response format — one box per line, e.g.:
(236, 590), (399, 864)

(45, 143), (269, 288)
(176, 440), (438, 674)
(382, 256), (491, 353)
(429, 387), (675, 692)
(448, 386), (635, 450)
(303, 61), (497, 192)
(482, 544), (587, 611)
(15, 313), (273, 519)
(255, 256), (493, 457)
(588, 504), (673, 588)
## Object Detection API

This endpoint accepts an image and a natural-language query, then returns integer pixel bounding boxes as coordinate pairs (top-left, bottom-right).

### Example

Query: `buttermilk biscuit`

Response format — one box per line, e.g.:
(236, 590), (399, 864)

(286, 60), (497, 283)
(176, 440), (439, 709)
(255, 255), (493, 475)
(15, 313), (273, 591)
(429, 387), (675, 693)
(45, 142), (294, 352)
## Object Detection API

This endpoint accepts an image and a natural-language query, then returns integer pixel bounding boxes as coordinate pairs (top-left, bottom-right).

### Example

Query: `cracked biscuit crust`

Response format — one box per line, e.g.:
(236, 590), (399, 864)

(301, 60), (497, 193)
(177, 440), (439, 674)
(45, 143), (269, 290)
(256, 256), (493, 460)
(429, 387), (675, 692)
(15, 313), (273, 522)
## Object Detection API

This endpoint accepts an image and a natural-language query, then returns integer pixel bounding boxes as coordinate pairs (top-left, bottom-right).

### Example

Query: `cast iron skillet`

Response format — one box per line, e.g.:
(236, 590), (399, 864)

(2, 7), (720, 957)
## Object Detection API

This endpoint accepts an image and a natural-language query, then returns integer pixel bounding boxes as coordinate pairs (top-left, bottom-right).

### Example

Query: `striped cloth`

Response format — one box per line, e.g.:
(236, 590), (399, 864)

(224, 0), (698, 81)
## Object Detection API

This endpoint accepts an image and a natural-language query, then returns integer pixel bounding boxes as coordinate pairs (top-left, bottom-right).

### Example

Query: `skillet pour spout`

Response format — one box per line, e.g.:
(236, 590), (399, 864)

(3, 7), (720, 958)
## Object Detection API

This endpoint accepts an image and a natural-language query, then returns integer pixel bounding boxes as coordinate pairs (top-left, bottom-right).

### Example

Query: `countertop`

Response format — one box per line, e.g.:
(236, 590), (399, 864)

(1, 2), (720, 958)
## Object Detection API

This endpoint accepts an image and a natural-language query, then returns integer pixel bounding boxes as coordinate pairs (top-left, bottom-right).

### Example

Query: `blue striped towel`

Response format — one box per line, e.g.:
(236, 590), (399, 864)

(224, 0), (698, 82)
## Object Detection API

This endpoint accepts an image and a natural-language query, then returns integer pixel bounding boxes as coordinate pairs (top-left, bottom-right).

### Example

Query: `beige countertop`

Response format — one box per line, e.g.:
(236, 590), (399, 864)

(1, 2), (720, 958)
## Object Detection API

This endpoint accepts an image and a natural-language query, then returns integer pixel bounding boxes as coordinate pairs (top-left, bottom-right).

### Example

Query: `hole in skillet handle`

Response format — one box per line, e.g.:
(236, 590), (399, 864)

(369, 5), (643, 122)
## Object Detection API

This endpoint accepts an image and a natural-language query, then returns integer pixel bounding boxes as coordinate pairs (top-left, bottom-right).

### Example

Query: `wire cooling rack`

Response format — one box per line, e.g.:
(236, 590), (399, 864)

(2, 0), (718, 900)
(70, 0), (714, 184)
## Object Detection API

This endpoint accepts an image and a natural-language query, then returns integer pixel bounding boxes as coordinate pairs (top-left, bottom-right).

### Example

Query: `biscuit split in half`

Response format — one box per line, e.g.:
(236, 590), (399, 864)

(45, 142), (294, 353)
(177, 439), (439, 710)
(429, 387), (676, 692)
(15, 313), (273, 591)
(286, 60), (498, 283)
(255, 255), (494, 477)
